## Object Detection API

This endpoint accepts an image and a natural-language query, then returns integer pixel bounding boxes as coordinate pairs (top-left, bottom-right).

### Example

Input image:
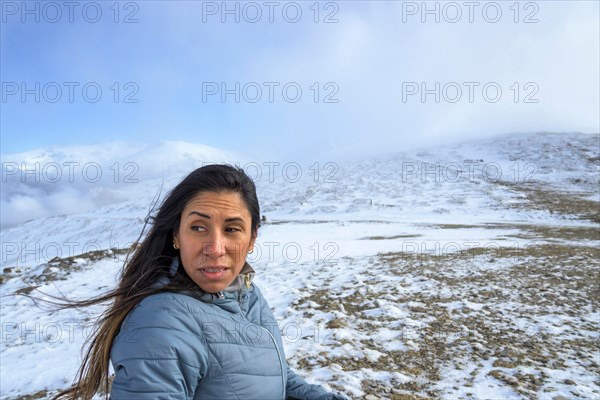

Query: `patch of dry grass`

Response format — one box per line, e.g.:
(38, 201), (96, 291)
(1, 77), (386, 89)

(296, 241), (599, 399)
(498, 182), (600, 224)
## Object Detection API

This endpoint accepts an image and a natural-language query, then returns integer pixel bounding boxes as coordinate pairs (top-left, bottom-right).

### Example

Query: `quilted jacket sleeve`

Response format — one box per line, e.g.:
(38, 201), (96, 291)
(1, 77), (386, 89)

(110, 293), (208, 399)
(285, 367), (346, 400)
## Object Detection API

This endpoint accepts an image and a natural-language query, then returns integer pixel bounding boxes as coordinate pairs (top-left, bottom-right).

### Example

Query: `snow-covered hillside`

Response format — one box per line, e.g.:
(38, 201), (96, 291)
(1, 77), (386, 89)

(1, 132), (598, 400)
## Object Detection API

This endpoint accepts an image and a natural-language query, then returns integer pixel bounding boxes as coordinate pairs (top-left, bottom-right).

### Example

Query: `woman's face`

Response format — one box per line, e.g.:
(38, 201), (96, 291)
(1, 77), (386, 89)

(174, 191), (256, 293)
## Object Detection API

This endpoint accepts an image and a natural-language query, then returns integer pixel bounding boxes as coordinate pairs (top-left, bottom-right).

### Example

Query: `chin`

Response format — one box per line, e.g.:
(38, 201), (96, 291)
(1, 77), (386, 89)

(197, 278), (233, 293)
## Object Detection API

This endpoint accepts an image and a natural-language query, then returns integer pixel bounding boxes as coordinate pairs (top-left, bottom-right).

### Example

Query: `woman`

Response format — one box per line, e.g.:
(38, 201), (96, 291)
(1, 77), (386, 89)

(54, 164), (346, 399)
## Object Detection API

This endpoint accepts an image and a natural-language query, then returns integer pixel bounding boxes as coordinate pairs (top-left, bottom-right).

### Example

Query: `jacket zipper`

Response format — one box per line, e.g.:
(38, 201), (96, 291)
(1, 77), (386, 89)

(261, 325), (286, 399)
(239, 296), (286, 399)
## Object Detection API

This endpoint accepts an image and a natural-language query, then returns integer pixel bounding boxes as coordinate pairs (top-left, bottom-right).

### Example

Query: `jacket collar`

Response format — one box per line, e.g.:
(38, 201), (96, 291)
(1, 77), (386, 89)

(154, 260), (256, 312)
(191, 262), (256, 312)
(222, 262), (255, 293)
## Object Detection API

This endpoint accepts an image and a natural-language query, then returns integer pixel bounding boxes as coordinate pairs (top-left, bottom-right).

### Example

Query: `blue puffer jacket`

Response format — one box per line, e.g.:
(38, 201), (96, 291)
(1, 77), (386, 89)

(110, 263), (341, 399)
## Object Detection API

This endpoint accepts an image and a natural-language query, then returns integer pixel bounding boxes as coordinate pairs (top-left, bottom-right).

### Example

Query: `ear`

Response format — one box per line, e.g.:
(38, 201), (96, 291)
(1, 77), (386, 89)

(248, 230), (257, 252)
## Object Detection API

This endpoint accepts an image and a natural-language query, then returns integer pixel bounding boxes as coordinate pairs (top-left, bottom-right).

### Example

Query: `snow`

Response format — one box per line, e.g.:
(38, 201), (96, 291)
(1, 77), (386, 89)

(1, 132), (599, 399)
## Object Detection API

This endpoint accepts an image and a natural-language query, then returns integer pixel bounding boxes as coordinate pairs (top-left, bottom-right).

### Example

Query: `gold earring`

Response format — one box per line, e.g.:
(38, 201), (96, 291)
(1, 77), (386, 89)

(248, 248), (253, 254)
(173, 238), (179, 250)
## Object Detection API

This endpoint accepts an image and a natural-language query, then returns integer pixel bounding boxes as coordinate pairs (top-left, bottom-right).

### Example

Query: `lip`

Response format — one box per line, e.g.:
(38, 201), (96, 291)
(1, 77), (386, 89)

(199, 265), (228, 270)
(198, 266), (229, 280)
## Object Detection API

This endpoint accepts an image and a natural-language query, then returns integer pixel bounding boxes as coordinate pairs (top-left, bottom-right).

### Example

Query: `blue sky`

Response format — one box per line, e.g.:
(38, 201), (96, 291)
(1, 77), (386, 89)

(1, 1), (599, 159)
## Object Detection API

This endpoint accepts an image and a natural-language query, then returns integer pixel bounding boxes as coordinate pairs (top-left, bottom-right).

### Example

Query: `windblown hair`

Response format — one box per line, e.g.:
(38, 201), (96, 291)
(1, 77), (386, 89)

(52, 164), (260, 399)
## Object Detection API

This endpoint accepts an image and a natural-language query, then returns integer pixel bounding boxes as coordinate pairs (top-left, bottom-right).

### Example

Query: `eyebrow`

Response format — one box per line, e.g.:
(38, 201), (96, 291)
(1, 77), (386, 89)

(187, 211), (246, 223)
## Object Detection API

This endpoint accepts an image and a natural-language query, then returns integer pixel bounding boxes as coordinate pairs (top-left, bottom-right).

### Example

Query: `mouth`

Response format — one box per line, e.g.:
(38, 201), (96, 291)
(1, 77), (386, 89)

(198, 266), (229, 280)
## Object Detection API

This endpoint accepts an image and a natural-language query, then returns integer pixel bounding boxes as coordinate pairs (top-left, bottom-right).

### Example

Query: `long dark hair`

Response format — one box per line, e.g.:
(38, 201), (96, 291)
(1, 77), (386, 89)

(53, 164), (260, 399)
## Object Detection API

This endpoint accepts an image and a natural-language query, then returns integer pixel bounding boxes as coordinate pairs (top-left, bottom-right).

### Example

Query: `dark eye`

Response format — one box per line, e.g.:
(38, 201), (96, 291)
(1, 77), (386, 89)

(226, 227), (241, 232)
(191, 225), (206, 232)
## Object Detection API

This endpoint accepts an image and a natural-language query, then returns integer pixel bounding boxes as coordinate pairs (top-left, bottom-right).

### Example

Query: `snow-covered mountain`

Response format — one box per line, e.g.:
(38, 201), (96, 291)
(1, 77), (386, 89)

(1, 132), (598, 400)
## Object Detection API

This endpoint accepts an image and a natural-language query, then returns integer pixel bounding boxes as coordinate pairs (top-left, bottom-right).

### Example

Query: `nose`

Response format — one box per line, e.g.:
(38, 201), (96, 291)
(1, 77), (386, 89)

(203, 230), (227, 258)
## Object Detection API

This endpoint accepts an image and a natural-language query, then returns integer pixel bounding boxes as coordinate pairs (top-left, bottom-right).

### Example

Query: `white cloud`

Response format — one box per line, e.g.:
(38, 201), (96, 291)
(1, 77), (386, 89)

(0, 141), (240, 228)
(232, 1), (600, 156)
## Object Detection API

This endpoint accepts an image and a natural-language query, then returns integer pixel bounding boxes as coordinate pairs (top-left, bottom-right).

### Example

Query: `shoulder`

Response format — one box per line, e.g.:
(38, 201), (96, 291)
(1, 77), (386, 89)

(249, 282), (264, 297)
(113, 292), (209, 360)
(246, 283), (278, 324)
(248, 282), (270, 307)
(135, 292), (201, 312)
(111, 292), (210, 373)
(120, 292), (207, 335)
